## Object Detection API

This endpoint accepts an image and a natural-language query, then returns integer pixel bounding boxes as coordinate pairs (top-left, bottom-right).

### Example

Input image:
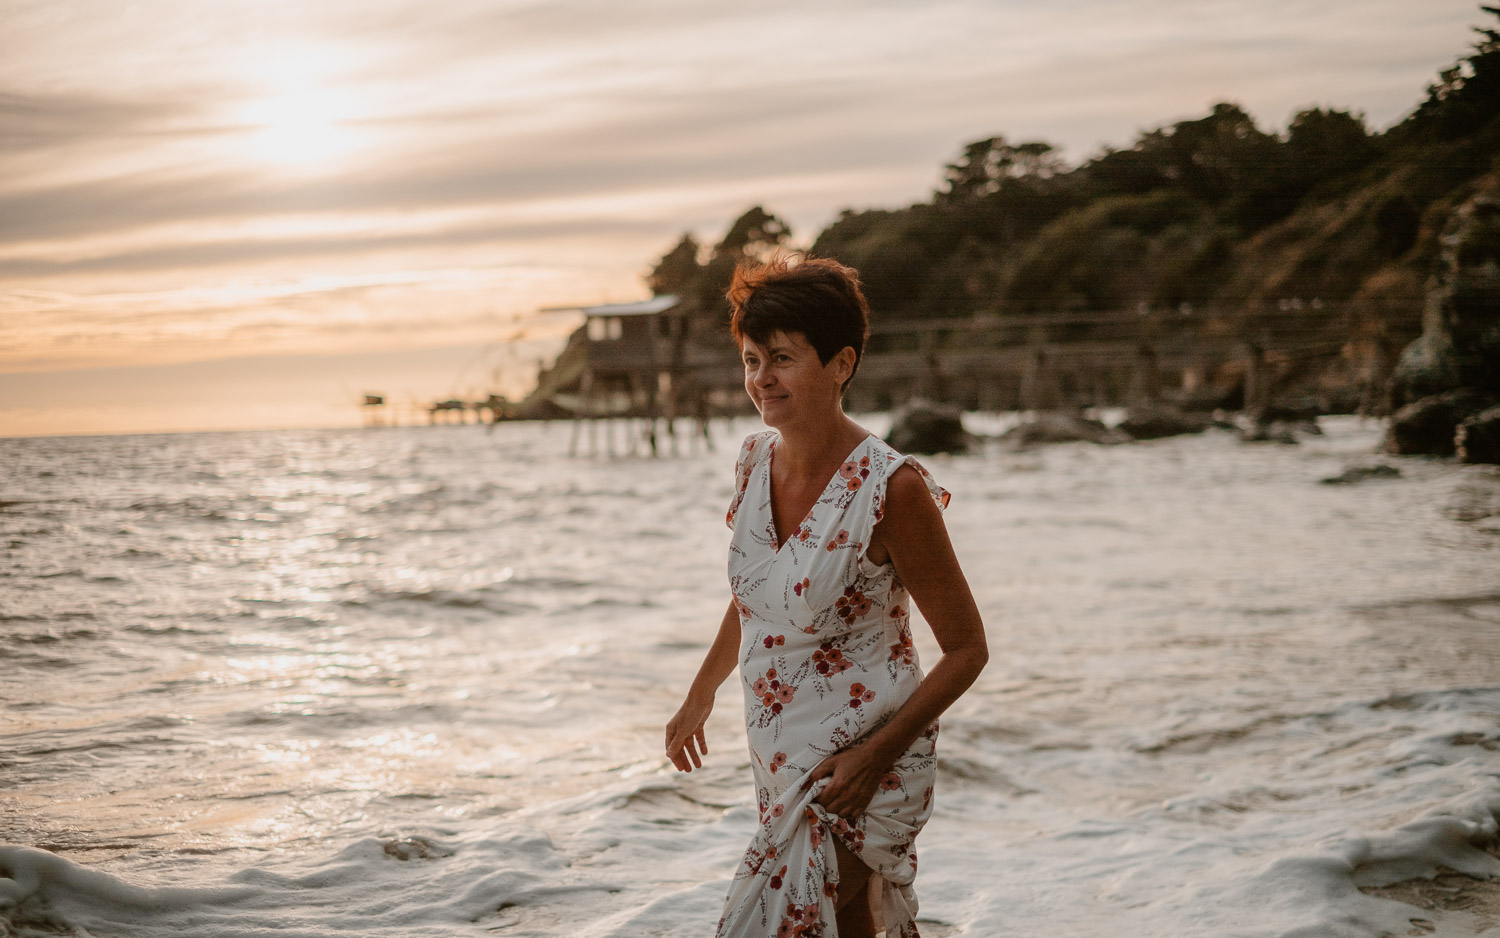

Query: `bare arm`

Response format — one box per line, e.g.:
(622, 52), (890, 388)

(665, 597), (741, 772)
(803, 464), (989, 816)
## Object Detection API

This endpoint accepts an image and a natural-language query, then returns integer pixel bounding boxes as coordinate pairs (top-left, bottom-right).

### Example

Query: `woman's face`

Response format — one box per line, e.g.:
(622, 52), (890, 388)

(740, 330), (852, 428)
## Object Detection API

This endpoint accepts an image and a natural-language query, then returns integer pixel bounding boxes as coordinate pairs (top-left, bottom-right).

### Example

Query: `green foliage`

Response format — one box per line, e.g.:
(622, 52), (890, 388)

(655, 206), (793, 339)
(1004, 193), (1211, 311)
(939, 137), (1065, 203)
(711, 206), (791, 261)
(640, 5), (1500, 337)
(1394, 5), (1500, 143)
(646, 233), (701, 297)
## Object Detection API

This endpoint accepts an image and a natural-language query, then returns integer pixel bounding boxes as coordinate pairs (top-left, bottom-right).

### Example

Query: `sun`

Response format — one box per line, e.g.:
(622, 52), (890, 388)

(242, 91), (353, 166)
(234, 44), (359, 168)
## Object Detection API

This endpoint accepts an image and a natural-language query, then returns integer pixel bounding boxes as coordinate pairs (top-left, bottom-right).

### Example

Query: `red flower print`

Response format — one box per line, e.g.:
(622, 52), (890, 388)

(834, 586), (871, 623)
(771, 802), (784, 818)
(849, 682), (866, 696)
(837, 461), (858, 481)
(765, 667), (777, 680)
(880, 772), (902, 791)
(890, 623), (914, 664)
(774, 635), (785, 646)
(806, 813), (824, 848)
(753, 677), (770, 696)
(861, 689), (876, 703)
(859, 456), (870, 468)
(846, 476), (862, 491)
(764, 635), (774, 649)
(775, 684), (795, 705)
(792, 577), (809, 596)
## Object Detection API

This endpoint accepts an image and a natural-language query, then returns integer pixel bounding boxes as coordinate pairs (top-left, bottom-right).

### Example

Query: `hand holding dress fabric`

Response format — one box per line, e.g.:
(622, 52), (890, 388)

(802, 745), (887, 821)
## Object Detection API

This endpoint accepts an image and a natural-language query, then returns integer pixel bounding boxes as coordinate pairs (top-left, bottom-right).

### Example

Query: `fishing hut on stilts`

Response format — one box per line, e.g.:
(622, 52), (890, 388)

(538, 296), (718, 457)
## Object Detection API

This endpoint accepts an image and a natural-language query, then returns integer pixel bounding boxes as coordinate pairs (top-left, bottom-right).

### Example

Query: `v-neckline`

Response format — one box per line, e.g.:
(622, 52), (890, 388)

(764, 433), (873, 553)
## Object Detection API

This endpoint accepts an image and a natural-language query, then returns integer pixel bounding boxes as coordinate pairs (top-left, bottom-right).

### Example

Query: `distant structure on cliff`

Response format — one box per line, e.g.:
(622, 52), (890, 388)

(523, 295), (740, 455)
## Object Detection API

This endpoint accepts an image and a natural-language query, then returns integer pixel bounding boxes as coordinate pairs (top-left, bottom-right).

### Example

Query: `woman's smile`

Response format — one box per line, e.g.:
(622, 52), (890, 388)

(740, 330), (844, 428)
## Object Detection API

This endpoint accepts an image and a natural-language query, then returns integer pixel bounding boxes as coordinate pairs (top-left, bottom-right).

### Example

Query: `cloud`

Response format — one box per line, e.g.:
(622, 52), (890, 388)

(0, 0), (1487, 436)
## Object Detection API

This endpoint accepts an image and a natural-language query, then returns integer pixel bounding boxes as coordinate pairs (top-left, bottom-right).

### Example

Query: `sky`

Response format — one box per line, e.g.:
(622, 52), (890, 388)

(0, 0), (1487, 437)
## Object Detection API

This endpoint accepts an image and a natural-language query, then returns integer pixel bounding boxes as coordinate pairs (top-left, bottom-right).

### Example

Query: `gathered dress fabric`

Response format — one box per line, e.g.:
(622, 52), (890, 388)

(717, 431), (950, 938)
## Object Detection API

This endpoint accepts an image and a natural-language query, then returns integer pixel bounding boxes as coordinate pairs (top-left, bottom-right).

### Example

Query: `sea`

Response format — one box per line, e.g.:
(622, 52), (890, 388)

(1, 414), (1497, 938)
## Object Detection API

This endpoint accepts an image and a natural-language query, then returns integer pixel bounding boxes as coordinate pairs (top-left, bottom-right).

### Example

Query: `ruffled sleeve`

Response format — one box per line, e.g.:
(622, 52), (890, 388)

(726, 431), (774, 531)
(890, 454), (949, 514)
(851, 445), (949, 572)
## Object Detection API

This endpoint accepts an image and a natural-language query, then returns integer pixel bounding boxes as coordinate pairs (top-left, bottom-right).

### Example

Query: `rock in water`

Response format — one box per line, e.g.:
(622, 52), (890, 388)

(1384, 389), (1496, 456)
(1003, 412), (1127, 446)
(1240, 421), (1303, 445)
(885, 400), (971, 454)
(1116, 407), (1212, 441)
(1390, 195), (1500, 408)
(1457, 405), (1500, 464)
(1319, 464), (1402, 485)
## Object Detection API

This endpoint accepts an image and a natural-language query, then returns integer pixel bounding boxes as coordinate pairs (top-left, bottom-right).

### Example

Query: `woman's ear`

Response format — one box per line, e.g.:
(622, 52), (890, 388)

(833, 346), (857, 384)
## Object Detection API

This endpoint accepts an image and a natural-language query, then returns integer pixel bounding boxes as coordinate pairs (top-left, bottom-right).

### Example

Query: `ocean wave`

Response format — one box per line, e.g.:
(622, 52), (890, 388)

(1, 627), (98, 645)
(340, 587), (531, 617)
(1136, 687), (1500, 757)
(1251, 784), (1500, 937)
(0, 828), (604, 938)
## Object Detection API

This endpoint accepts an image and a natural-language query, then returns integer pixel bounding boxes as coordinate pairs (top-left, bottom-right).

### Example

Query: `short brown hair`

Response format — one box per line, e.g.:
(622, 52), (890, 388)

(727, 253), (871, 392)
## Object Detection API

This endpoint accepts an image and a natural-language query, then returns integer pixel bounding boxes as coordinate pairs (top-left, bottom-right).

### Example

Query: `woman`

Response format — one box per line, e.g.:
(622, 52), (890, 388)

(665, 254), (988, 938)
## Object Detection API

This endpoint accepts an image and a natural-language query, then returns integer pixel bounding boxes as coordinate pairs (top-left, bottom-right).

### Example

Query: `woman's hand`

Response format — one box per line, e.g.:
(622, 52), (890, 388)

(665, 694), (713, 772)
(801, 745), (887, 819)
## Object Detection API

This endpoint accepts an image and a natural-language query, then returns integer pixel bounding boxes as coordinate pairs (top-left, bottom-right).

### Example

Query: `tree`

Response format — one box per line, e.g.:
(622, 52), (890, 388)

(1396, 5), (1500, 142)
(646, 233), (701, 296)
(938, 137), (1064, 203)
(711, 206), (791, 261)
(1279, 107), (1377, 203)
(678, 206), (794, 332)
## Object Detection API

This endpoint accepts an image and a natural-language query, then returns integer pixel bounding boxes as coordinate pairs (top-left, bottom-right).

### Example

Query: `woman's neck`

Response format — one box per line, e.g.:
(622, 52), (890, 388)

(772, 410), (868, 476)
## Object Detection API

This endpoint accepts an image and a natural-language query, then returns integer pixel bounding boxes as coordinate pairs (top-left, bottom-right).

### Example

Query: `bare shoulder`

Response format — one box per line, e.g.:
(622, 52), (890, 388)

(871, 463), (945, 561)
(884, 463), (941, 519)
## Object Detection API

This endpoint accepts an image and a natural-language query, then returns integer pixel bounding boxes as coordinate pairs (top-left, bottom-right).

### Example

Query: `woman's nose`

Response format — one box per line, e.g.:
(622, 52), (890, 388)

(751, 363), (775, 386)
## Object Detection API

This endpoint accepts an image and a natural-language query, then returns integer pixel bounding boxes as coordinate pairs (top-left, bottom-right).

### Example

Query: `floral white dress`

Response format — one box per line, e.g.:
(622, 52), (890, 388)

(717, 431), (949, 938)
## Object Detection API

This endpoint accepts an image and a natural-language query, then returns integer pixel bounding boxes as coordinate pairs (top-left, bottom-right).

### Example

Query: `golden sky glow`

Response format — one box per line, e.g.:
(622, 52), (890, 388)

(0, 0), (1487, 436)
